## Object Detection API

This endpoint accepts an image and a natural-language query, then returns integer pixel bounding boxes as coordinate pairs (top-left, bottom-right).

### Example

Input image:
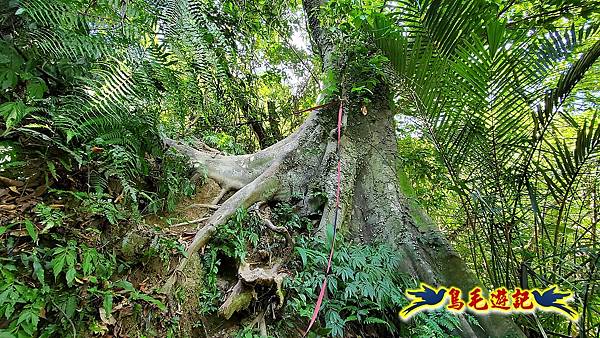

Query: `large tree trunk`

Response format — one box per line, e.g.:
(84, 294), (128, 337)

(162, 89), (524, 337)
(160, 1), (525, 336)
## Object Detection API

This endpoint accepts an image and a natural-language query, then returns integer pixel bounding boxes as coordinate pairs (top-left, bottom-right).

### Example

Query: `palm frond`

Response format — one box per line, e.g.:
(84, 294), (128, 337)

(541, 114), (600, 204)
(372, 0), (600, 288)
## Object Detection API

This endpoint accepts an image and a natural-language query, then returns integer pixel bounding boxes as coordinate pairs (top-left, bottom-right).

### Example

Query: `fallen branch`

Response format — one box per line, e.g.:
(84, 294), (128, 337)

(184, 203), (220, 210)
(169, 217), (209, 228)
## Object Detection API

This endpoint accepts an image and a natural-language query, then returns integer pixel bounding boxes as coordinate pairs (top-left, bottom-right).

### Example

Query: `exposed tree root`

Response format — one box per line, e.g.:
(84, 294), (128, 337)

(218, 280), (255, 320)
(238, 262), (286, 293)
(161, 164), (284, 293)
(248, 308), (268, 337)
(212, 202), (294, 322)
(211, 185), (230, 205)
(163, 111), (316, 190)
(218, 262), (286, 320)
(160, 105), (525, 337)
(161, 113), (321, 294)
(250, 202), (294, 262)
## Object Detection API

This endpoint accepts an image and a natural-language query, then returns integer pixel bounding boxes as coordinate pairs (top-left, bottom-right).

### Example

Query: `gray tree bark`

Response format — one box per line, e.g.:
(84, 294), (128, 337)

(162, 91), (524, 336)
(160, 1), (527, 336)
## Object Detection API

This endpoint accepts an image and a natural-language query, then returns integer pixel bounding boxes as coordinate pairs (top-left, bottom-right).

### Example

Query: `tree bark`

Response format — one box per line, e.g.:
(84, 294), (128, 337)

(159, 1), (526, 336)
(163, 90), (524, 336)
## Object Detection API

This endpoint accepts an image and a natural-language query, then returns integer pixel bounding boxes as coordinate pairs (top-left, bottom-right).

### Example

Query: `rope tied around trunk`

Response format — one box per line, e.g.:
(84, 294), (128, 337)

(303, 99), (344, 336)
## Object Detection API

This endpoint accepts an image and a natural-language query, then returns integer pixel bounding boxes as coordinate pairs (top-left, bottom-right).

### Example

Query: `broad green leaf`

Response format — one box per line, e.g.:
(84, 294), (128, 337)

(51, 255), (65, 279)
(23, 220), (37, 242)
(82, 249), (95, 276)
(0, 101), (35, 133)
(65, 267), (76, 286)
(103, 293), (113, 314)
(134, 292), (166, 311)
(64, 295), (77, 318)
(114, 280), (135, 292)
(0, 225), (11, 236)
(297, 247), (308, 267)
(32, 255), (44, 285)
(47, 161), (58, 180)
(0, 288), (12, 306)
(1, 70), (17, 89)
(26, 79), (47, 99)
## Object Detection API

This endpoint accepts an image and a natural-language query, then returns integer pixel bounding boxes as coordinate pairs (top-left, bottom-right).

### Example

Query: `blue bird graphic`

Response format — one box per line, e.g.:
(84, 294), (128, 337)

(400, 283), (447, 319)
(532, 286), (578, 320)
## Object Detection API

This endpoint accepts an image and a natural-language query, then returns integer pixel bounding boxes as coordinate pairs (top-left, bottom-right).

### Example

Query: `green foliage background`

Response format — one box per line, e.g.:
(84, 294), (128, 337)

(0, 0), (599, 337)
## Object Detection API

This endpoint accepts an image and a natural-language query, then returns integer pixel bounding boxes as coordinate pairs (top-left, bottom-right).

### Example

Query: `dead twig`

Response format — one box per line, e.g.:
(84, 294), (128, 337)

(169, 217), (209, 228)
(51, 300), (76, 338)
(184, 203), (220, 210)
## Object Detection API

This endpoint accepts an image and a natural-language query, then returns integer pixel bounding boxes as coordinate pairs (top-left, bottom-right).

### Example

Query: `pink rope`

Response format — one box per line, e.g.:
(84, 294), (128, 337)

(303, 100), (344, 336)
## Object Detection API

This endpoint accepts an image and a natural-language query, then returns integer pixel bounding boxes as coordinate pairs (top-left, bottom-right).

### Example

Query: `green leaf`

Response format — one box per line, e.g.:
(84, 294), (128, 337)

(103, 293), (113, 314)
(0, 223), (13, 236)
(65, 247), (76, 268)
(82, 249), (95, 276)
(32, 255), (44, 285)
(114, 280), (135, 292)
(23, 220), (37, 242)
(344, 315), (358, 323)
(365, 316), (389, 325)
(297, 247), (308, 267)
(4, 302), (14, 319)
(0, 288), (12, 306)
(47, 161), (58, 180)
(1, 70), (17, 89)
(65, 130), (76, 143)
(64, 295), (76, 318)
(51, 255), (65, 280)
(65, 267), (76, 286)
(26, 79), (47, 99)
(0, 101), (35, 133)
(134, 292), (166, 311)
(486, 20), (505, 59)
